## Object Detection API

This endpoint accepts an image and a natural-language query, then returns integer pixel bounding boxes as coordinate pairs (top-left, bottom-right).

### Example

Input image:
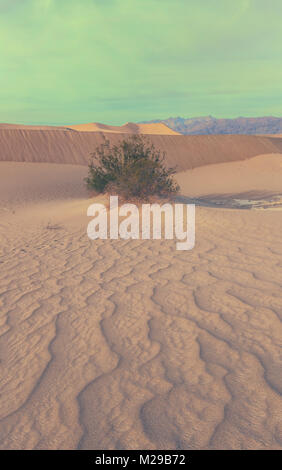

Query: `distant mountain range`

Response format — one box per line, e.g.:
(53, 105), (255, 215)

(140, 116), (282, 135)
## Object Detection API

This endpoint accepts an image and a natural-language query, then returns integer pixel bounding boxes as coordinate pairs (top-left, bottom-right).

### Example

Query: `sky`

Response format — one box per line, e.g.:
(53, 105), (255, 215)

(0, 0), (281, 125)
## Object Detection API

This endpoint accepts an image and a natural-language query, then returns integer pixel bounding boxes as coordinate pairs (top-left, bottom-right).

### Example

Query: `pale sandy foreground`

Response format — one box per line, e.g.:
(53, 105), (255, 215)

(0, 162), (282, 450)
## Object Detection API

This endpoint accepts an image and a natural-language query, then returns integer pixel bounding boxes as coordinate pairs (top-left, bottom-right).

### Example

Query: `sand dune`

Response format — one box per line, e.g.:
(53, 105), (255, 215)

(176, 153), (282, 197)
(1, 128), (282, 170)
(2, 155), (281, 207)
(0, 162), (281, 450)
(0, 122), (180, 135)
(0, 123), (67, 131)
(261, 134), (282, 138)
(0, 162), (87, 208)
(64, 122), (180, 135)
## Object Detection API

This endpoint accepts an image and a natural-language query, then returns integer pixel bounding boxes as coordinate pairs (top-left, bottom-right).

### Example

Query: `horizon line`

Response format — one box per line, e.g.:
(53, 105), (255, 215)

(1, 115), (282, 127)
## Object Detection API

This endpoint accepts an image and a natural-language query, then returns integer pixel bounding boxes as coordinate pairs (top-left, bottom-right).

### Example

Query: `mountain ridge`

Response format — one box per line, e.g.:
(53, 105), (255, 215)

(140, 116), (282, 135)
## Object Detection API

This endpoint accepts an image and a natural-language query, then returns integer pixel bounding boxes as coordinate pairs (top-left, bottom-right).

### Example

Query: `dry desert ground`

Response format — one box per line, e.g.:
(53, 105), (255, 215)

(0, 124), (281, 449)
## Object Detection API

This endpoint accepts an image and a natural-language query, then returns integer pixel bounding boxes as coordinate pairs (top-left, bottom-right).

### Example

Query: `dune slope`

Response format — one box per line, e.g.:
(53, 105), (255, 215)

(176, 153), (282, 197)
(1, 129), (282, 170)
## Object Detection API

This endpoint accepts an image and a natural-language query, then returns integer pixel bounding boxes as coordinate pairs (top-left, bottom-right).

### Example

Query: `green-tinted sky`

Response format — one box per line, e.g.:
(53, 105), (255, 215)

(0, 0), (281, 125)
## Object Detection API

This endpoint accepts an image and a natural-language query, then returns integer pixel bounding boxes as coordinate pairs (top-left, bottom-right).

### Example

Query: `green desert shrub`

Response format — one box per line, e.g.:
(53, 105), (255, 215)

(85, 135), (179, 200)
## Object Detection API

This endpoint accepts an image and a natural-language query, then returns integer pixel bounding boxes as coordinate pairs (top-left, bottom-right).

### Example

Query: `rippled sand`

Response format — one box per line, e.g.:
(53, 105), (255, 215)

(0, 162), (281, 450)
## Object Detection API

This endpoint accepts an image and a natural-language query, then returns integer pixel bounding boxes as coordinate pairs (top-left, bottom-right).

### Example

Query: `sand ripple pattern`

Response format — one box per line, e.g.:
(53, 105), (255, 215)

(0, 209), (281, 450)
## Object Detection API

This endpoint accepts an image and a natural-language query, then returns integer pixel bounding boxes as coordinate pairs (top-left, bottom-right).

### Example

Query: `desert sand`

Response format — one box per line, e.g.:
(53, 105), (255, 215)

(0, 130), (282, 450)
(0, 121), (180, 135)
(176, 153), (282, 197)
(64, 122), (181, 135)
(0, 127), (282, 170)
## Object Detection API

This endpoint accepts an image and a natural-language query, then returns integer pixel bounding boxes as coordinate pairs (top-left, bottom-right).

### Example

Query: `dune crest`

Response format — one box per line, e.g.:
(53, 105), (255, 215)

(0, 121), (180, 135)
(64, 121), (180, 135)
(0, 123), (66, 130)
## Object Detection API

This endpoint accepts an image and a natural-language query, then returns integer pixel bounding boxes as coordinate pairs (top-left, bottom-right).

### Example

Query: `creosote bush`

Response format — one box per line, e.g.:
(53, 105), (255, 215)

(85, 135), (179, 200)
